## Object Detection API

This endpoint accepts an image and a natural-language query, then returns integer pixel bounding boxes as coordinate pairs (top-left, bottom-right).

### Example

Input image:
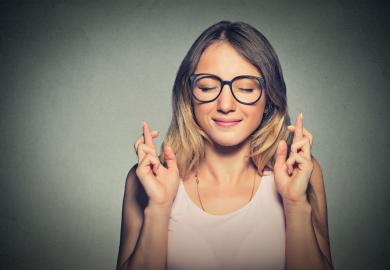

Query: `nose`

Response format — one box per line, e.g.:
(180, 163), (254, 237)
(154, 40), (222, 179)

(216, 84), (236, 113)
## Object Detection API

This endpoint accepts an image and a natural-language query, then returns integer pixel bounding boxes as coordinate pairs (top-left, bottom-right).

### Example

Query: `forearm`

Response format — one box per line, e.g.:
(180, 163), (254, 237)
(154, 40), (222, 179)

(283, 200), (327, 270)
(123, 205), (171, 270)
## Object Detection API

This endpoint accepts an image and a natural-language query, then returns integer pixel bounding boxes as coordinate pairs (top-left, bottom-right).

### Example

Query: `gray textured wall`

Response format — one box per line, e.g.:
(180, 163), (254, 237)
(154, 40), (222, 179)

(1, 0), (389, 269)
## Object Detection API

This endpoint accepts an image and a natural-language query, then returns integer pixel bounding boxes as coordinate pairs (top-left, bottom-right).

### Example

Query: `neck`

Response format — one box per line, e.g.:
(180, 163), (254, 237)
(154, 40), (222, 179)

(197, 139), (257, 186)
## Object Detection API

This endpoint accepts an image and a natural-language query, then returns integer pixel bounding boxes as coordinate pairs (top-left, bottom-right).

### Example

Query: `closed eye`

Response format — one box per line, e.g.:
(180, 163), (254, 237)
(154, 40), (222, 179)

(200, 87), (218, 92)
(238, 88), (254, 92)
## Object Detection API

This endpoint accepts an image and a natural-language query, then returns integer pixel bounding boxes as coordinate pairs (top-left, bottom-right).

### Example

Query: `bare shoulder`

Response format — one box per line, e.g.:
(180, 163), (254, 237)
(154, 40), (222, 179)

(308, 155), (329, 230)
(311, 155), (322, 174)
(309, 155), (325, 194)
(124, 164), (148, 212)
(116, 164), (148, 270)
(309, 155), (334, 269)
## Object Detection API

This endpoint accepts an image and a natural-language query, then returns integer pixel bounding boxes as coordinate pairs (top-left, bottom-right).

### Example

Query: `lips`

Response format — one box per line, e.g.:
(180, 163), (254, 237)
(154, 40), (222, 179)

(213, 118), (242, 127)
(213, 118), (242, 122)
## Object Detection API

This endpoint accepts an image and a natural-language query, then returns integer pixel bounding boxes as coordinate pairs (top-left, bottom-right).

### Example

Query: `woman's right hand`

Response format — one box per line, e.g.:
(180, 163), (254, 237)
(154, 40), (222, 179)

(133, 121), (180, 209)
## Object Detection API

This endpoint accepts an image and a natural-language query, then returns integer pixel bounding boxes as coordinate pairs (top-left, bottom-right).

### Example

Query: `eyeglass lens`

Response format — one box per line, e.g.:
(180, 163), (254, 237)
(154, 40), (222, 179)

(192, 76), (262, 103)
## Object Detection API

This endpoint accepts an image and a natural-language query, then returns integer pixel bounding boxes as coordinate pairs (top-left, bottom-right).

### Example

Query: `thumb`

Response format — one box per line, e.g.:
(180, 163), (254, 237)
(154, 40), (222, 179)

(275, 139), (287, 169)
(164, 144), (179, 172)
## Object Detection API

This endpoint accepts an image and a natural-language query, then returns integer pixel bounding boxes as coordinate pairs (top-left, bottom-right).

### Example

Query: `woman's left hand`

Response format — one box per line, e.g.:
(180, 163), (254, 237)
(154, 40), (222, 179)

(274, 113), (314, 205)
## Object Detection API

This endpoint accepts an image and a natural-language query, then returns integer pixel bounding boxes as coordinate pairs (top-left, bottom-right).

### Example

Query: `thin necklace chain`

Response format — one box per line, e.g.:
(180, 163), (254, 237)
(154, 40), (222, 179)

(194, 168), (257, 212)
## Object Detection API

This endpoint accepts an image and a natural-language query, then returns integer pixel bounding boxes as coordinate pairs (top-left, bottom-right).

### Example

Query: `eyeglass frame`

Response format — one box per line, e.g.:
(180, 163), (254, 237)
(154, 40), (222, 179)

(188, 73), (266, 105)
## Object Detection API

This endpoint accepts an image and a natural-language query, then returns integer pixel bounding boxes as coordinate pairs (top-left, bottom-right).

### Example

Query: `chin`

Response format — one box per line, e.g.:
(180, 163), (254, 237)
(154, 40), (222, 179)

(213, 141), (240, 147)
(208, 134), (248, 148)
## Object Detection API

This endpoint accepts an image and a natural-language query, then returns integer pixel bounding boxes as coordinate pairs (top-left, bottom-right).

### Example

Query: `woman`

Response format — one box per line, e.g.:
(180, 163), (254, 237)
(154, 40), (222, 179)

(116, 21), (334, 270)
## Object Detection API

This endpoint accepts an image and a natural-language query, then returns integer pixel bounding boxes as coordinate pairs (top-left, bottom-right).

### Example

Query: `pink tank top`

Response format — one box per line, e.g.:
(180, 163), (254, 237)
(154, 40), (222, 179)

(167, 170), (286, 270)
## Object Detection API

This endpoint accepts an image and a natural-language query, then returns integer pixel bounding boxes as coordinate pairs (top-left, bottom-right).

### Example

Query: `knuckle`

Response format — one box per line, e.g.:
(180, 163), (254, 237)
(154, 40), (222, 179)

(138, 155), (146, 164)
(134, 139), (143, 150)
(145, 153), (155, 161)
(135, 166), (141, 176)
(136, 145), (144, 155)
(141, 144), (156, 155)
(308, 161), (314, 170)
(137, 143), (144, 151)
(135, 137), (143, 144)
(291, 142), (296, 148)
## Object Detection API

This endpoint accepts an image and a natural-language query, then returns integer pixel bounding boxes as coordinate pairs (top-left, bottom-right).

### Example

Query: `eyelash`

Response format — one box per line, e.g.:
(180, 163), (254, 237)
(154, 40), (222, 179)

(200, 87), (254, 92)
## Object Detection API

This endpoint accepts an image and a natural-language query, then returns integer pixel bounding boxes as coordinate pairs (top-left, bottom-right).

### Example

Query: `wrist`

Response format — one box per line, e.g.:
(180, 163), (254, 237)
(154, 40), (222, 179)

(145, 201), (173, 215)
(283, 197), (311, 214)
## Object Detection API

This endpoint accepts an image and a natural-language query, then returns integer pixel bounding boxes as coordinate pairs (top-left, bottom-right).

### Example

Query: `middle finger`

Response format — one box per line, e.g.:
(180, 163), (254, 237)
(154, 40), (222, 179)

(134, 130), (160, 152)
(290, 137), (311, 160)
(287, 125), (313, 146)
(143, 121), (154, 147)
(293, 113), (304, 143)
(137, 143), (158, 164)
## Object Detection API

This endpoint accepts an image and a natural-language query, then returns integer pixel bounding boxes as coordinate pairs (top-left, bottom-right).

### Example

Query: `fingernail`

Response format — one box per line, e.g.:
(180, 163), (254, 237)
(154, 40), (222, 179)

(300, 112), (303, 119)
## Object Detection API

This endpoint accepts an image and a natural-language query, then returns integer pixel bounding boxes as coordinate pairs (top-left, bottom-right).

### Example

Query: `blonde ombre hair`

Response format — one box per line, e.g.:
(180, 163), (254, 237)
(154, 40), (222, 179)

(158, 21), (293, 178)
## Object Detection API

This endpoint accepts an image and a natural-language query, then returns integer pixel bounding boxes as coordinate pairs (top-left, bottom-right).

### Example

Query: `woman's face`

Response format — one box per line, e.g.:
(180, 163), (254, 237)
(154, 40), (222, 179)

(192, 40), (266, 147)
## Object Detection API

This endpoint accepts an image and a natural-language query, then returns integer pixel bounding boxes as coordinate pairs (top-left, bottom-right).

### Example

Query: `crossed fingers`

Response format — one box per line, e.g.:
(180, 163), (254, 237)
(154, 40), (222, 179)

(133, 121), (159, 163)
(287, 125), (313, 146)
(285, 113), (314, 174)
(287, 113), (313, 159)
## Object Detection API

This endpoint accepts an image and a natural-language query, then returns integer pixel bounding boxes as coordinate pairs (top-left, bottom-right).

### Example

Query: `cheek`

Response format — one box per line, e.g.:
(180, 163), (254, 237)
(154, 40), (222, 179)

(249, 105), (264, 119)
(194, 104), (212, 118)
(193, 105), (209, 127)
(193, 106), (200, 121)
(247, 107), (265, 127)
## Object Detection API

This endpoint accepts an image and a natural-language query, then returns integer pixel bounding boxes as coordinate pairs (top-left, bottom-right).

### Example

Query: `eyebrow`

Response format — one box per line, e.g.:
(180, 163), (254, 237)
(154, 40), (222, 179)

(193, 73), (263, 79)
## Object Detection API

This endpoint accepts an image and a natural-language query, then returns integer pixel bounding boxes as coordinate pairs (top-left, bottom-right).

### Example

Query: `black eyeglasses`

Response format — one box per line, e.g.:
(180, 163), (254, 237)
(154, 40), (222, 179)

(189, 73), (265, 105)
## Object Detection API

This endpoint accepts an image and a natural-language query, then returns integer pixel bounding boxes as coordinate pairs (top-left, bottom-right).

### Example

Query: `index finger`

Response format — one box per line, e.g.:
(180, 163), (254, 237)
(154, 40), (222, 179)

(293, 113), (304, 142)
(142, 121), (153, 147)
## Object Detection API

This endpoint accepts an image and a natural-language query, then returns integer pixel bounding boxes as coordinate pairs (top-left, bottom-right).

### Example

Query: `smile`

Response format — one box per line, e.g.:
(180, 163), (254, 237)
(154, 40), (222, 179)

(213, 119), (242, 127)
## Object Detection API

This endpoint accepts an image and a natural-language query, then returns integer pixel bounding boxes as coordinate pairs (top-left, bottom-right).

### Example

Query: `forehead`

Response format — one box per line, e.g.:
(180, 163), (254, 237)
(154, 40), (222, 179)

(194, 41), (261, 78)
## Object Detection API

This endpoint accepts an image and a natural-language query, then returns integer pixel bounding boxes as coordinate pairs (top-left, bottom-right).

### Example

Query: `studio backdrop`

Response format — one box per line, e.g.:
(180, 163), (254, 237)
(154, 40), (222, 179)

(0, 0), (389, 269)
